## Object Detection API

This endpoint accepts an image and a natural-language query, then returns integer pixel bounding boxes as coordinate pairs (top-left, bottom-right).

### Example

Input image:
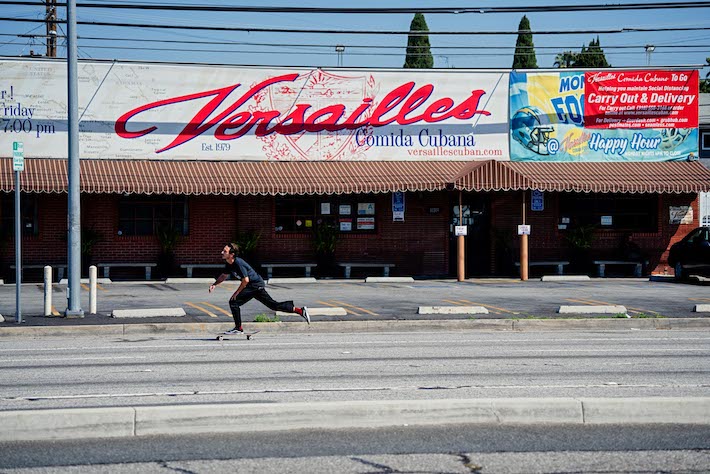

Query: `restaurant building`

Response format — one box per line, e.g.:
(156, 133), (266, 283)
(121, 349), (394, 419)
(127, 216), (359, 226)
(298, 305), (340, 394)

(1, 59), (709, 280)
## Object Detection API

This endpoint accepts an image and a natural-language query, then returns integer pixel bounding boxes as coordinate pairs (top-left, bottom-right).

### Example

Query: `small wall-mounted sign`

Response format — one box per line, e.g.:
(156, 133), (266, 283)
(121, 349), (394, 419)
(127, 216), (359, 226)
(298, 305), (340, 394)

(517, 224), (531, 235)
(454, 225), (468, 236)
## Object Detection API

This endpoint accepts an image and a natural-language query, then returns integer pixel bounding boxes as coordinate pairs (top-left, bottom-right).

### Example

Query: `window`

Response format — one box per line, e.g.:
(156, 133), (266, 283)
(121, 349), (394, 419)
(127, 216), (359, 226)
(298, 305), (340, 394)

(702, 131), (710, 151)
(275, 195), (377, 233)
(1, 194), (39, 236)
(558, 193), (658, 232)
(118, 196), (188, 236)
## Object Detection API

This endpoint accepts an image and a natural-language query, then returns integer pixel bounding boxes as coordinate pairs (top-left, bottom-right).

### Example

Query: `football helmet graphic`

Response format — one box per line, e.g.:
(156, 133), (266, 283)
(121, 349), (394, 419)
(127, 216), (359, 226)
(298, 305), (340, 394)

(512, 106), (556, 155)
(658, 128), (692, 151)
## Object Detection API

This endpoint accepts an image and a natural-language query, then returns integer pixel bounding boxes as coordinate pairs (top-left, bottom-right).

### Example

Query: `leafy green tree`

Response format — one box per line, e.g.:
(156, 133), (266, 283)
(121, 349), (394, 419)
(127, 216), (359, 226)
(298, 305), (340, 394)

(512, 15), (538, 69)
(572, 37), (611, 68)
(700, 57), (710, 93)
(553, 51), (578, 68)
(403, 13), (433, 69)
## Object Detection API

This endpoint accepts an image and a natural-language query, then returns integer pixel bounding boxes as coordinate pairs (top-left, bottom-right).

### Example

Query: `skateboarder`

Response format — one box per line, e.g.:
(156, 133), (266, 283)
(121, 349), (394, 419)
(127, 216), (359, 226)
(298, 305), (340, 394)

(209, 243), (310, 334)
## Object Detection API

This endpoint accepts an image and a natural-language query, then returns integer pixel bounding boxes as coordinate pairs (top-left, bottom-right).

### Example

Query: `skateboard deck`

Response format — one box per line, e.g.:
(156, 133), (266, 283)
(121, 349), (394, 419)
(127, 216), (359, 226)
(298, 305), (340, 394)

(216, 330), (260, 341)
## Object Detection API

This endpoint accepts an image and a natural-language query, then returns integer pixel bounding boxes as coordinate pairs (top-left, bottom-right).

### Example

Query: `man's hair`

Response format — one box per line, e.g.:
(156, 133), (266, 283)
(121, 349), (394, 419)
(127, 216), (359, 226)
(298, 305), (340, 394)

(227, 242), (240, 255)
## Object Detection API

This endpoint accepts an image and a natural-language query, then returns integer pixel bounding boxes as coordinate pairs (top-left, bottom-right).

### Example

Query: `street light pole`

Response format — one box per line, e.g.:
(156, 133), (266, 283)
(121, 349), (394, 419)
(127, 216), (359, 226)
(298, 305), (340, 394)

(65, 0), (83, 318)
(335, 45), (345, 67)
(645, 44), (655, 66)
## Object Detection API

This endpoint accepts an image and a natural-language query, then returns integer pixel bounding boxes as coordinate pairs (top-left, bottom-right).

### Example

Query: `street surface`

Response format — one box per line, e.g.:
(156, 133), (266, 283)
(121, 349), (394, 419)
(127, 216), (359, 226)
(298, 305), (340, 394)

(1, 330), (708, 410)
(1, 425), (710, 472)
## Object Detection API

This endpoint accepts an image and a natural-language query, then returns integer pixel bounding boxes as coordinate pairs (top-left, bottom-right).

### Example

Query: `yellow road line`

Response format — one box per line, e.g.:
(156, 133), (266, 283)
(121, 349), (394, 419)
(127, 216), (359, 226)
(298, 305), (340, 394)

(458, 299), (512, 315)
(442, 299), (464, 306)
(690, 298), (710, 302)
(96, 283), (106, 291)
(80, 284), (89, 291)
(200, 302), (232, 318)
(50, 305), (60, 316)
(318, 300), (360, 316)
(330, 299), (380, 316)
(185, 302), (217, 318)
(565, 298), (600, 305)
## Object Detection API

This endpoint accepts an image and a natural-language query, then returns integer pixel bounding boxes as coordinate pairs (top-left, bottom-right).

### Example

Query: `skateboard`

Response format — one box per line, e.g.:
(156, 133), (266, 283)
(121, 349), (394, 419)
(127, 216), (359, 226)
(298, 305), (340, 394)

(216, 330), (260, 341)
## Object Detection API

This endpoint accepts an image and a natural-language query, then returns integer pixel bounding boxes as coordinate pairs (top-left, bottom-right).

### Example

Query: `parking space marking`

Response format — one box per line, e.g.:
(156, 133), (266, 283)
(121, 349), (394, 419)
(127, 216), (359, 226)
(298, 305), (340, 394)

(330, 299), (380, 316)
(199, 302), (232, 318)
(49, 305), (60, 317)
(318, 300), (361, 316)
(567, 297), (659, 316)
(690, 298), (710, 302)
(184, 302), (218, 318)
(458, 299), (513, 315)
(442, 298), (501, 314)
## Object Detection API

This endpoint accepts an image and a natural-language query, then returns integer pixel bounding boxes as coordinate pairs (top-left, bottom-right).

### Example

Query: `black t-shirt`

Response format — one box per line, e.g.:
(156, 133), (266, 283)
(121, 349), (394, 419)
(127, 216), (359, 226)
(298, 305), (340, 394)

(224, 257), (265, 288)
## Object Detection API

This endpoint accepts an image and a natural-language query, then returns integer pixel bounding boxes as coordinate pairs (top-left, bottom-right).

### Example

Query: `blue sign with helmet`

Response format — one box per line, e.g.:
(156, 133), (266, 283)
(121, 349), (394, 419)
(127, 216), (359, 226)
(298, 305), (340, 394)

(509, 71), (698, 162)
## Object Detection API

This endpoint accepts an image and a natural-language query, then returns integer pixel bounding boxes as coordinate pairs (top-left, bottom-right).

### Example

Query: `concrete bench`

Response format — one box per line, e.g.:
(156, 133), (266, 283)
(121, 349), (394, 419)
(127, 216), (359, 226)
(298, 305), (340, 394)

(337, 263), (395, 279)
(594, 260), (644, 277)
(261, 262), (317, 279)
(11, 264), (66, 281)
(96, 262), (157, 280)
(515, 261), (570, 275)
(180, 263), (224, 278)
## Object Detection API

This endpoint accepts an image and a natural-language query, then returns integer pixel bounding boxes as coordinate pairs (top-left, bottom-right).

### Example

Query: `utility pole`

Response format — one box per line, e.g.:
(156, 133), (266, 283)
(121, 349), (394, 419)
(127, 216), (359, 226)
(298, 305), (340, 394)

(46, 0), (57, 57)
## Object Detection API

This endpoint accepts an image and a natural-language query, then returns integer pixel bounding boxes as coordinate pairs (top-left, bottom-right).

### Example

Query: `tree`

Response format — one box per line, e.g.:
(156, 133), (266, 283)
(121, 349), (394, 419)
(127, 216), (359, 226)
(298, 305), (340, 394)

(553, 51), (578, 68)
(572, 37), (611, 68)
(403, 13), (433, 69)
(512, 15), (538, 69)
(700, 57), (710, 93)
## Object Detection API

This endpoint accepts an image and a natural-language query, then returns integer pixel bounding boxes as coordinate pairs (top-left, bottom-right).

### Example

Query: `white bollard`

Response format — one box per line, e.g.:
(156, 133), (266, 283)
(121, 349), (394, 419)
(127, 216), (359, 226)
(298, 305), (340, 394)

(44, 265), (52, 316)
(89, 265), (97, 315)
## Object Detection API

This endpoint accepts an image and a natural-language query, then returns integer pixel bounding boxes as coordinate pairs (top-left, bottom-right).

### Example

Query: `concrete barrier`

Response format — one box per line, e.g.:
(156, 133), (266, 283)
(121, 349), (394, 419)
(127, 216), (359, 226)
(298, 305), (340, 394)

(418, 306), (489, 315)
(111, 308), (186, 318)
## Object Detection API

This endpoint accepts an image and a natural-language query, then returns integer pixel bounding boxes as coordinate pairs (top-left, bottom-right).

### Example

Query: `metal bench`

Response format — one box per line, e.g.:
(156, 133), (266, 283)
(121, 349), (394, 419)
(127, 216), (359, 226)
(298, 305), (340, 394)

(96, 262), (157, 280)
(261, 262), (317, 279)
(337, 263), (395, 279)
(10, 264), (67, 282)
(515, 261), (570, 275)
(593, 260), (644, 277)
(180, 263), (224, 278)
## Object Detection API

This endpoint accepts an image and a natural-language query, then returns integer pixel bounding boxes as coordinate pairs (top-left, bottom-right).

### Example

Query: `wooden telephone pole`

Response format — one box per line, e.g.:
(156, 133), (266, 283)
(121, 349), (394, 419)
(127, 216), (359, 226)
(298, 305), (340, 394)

(46, 0), (57, 57)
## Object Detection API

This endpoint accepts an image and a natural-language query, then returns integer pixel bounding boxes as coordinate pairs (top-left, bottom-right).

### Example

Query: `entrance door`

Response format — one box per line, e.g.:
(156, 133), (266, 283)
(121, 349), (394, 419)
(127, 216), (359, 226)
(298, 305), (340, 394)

(449, 195), (490, 277)
(701, 192), (710, 226)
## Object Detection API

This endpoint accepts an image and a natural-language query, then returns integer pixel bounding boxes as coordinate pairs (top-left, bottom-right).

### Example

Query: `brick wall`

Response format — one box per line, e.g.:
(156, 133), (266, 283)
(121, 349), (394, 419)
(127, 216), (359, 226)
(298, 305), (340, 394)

(0, 190), (701, 279)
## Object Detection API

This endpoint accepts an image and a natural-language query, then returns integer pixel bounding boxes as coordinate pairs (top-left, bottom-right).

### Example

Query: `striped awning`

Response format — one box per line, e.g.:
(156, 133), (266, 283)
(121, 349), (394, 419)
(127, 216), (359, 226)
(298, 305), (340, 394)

(0, 158), (466, 196)
(453, 160), (710, 194)
(2, 158), (709, 196)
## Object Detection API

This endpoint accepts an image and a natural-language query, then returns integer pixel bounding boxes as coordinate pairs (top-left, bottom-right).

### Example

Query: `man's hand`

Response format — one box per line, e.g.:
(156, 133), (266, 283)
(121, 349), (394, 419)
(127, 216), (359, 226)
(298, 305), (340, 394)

(230, 291), (239, 301)
(208, 284), (216, 293)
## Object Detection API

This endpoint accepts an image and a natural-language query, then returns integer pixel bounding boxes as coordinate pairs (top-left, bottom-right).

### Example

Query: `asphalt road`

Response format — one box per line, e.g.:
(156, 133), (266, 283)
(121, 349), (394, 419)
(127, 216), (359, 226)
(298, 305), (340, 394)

(2, 329), (709, 411)
(1, 425), (709, 472)
(1, 277), (709, 324)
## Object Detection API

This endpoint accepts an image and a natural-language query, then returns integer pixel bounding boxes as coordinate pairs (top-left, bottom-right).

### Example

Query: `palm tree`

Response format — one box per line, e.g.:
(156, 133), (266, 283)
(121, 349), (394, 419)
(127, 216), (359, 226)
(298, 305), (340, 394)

(553, 51), (578, 68)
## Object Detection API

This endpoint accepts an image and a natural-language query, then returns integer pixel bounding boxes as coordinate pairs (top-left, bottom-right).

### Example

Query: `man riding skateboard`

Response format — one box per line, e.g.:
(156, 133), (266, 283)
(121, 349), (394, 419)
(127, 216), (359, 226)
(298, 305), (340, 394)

(209, 243), (310, 334)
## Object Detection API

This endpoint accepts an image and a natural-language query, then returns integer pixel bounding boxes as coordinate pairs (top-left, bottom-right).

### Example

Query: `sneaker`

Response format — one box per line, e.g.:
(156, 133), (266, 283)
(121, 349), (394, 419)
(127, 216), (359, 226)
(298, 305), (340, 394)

(301, 306), (311, 325)
(224, 327), (243, 335)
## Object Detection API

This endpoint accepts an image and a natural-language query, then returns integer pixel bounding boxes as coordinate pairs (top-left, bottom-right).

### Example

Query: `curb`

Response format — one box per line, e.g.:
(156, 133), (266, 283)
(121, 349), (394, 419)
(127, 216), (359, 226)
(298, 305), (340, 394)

(2, 397), (709, 441)
(1, 317), (710, 337)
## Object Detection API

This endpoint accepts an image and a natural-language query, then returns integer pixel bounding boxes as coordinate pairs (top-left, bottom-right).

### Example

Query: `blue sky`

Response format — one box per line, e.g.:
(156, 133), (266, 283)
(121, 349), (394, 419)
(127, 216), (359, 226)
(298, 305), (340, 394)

(1, 0), (708, 74)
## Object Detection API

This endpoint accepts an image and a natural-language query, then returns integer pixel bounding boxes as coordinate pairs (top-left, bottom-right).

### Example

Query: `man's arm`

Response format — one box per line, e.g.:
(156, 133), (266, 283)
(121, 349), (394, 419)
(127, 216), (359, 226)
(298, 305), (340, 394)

(208, 273), (229, 293)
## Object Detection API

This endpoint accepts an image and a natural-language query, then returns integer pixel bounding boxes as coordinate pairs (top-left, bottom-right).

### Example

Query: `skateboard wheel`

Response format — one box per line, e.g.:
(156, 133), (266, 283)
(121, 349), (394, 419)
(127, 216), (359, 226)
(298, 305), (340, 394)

(246, 335), (251, 340)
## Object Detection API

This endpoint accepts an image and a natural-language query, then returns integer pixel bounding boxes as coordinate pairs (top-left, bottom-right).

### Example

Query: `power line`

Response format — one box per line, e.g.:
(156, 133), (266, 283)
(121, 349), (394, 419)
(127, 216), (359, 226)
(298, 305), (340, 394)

(5, 1), (710, 14)
(2, 16), (710, 36)
(4, 32), (708, 51)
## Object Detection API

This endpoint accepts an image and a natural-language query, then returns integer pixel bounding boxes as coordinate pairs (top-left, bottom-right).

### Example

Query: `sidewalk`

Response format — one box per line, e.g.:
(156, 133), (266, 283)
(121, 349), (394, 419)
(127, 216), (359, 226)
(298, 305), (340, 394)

(4, 397), (710, 441)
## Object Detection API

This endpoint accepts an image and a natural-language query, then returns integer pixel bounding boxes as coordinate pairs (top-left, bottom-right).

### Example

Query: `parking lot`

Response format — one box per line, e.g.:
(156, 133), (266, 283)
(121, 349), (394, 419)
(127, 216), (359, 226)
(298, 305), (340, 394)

(1, 276), (708, 326)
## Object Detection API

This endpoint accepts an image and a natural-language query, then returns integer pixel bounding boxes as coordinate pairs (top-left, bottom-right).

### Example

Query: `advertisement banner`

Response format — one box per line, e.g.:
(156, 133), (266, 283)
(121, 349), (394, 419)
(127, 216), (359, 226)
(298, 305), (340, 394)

(0, 59), (510, 161)
(510, 71), (699, 162)
(585, 70), (698, 129)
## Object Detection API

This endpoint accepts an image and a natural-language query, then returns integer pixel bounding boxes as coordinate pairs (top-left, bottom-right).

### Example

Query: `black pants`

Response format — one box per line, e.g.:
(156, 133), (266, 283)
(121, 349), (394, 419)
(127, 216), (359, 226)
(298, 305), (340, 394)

(228, 286), (295, 328)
